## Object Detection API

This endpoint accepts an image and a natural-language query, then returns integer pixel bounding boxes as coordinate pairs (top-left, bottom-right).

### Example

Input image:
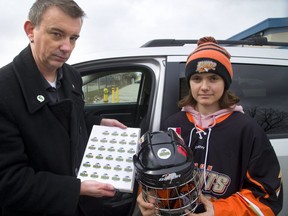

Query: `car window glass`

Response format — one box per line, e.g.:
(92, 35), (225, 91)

(82, 71), (142, 104)
(180, 64), (288, 136)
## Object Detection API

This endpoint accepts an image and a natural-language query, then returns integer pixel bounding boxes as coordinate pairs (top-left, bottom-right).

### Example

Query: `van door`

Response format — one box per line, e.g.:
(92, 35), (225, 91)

(73, 57), (164, 216)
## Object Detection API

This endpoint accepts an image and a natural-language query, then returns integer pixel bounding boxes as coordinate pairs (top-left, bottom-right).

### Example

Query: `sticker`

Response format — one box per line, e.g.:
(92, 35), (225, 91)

(157, 148), (171, 159)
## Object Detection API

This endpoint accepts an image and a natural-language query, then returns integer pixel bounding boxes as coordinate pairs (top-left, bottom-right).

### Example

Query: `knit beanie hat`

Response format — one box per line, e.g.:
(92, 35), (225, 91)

(185, 36), (233, 89)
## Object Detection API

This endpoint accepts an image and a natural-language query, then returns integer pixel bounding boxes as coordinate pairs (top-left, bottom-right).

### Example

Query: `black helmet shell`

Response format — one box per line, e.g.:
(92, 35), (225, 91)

(133, 129), (196, 188)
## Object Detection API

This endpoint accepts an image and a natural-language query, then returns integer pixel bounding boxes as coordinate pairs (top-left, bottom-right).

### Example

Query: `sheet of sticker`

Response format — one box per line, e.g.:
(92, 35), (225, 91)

(77, 125), (141, 193)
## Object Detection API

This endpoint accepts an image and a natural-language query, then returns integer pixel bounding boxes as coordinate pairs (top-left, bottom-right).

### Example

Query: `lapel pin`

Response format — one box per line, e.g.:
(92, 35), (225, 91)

(37, 95), (45, 103)
(72, 84), (75, 89)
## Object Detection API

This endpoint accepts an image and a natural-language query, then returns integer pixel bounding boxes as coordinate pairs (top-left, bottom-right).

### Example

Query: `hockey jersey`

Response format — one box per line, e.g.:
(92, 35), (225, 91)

(162, 110), (283, 215)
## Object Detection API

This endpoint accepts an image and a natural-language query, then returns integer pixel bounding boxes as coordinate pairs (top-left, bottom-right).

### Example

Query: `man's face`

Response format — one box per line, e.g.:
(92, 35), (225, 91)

(30, 6), (82, 74)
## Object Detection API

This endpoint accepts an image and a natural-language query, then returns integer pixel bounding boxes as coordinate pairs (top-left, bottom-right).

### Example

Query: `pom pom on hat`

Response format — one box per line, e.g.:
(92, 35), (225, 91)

(185, 36), (233, 89)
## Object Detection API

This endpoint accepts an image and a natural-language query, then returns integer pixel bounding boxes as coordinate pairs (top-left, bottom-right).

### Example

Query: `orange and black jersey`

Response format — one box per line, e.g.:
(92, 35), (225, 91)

(162, 111), (283, 215)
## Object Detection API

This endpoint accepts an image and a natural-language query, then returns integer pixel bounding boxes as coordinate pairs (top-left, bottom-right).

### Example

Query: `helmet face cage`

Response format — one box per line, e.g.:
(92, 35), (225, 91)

(141, 168), (201, 216)
(134, 129), (201, 216)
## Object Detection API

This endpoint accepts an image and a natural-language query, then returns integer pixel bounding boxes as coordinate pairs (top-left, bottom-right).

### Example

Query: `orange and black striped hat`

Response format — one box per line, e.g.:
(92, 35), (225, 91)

(185, 36), (233, 89)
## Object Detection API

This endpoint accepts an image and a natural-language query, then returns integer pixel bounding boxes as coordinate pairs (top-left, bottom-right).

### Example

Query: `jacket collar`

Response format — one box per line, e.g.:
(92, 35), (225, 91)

(12, 45), (78, 114)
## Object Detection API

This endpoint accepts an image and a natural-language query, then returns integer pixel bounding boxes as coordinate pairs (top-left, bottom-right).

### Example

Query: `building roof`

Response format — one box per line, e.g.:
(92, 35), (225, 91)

(228, 17), (288, 40)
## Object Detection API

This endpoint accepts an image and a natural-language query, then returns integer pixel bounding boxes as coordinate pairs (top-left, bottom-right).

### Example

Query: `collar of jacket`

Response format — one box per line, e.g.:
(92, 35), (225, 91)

(12, 45), (80, 114)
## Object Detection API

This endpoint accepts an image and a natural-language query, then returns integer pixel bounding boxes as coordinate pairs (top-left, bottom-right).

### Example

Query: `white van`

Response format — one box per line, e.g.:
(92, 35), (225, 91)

(73, 38), (288, 215)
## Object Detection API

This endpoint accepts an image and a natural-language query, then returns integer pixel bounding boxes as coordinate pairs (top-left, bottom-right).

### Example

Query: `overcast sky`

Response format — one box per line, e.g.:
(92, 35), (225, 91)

(0, 0), (287, 67)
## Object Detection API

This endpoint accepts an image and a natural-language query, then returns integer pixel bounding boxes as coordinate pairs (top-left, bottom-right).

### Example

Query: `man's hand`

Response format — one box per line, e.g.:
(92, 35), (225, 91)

(100, 118), (127, 129)
(80, 180), (116, 197)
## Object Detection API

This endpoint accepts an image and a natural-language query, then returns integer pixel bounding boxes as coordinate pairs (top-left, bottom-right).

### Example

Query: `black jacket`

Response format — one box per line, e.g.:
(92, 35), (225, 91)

(0, 46), (102, 216)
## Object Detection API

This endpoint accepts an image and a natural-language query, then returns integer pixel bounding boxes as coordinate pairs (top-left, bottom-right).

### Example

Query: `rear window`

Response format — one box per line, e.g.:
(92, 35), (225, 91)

(231, 64), (288, 136)
(180, 64), (288, 136)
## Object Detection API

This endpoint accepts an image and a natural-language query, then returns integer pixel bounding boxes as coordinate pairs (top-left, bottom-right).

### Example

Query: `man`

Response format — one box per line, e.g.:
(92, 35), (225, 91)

(0, 0), (126, 215)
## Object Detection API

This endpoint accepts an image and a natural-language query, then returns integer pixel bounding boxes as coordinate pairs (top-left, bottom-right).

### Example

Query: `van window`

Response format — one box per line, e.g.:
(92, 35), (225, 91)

(82, 71), (142, 105)
(180, 64), (288, 136)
